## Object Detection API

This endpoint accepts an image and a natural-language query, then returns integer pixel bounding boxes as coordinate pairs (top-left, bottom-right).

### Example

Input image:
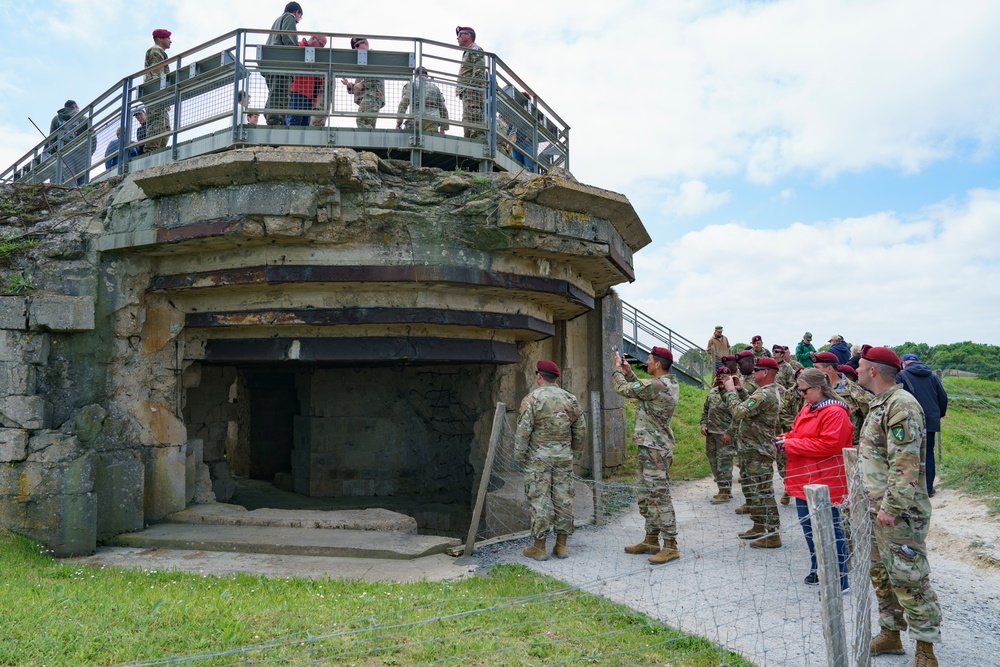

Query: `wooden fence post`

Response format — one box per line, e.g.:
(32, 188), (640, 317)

(591, 391), (603, 525)
(844, 447), (872, 667)
(805, 483), (848, 667)
(463, 402), (506, 557)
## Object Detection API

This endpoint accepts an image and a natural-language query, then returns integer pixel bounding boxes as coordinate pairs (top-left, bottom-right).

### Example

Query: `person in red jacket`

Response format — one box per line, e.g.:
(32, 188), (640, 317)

(287, 35), (328, 126)
(775, 367), (853, 590)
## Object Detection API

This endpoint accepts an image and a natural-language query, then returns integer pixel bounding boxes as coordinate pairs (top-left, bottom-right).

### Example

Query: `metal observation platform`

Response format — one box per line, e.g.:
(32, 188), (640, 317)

(2, 29), (570, 185)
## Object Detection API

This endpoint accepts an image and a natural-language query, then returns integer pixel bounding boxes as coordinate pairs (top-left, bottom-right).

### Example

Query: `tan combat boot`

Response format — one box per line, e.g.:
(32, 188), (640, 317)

(870, 629), (905, 656)
(711, 489), (732, 504)
(648, 537), (680, 565)
(624, 532), (660, 555)
(913, 640), (938, 667)
(735, 503), (751, 514)
(739, 523), (766, 539)
(553, 533), (569, 559)
(780, 493), (791, 505)
(522, 536), (548, 561)
(749, 533), (782, 548)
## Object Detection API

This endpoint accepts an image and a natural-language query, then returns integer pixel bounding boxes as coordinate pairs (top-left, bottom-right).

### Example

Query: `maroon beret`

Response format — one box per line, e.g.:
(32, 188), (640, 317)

(782, 346), (791, 352)
(456, 26), (475, 37)
(152, 29), (172, 39)
(350, 37), (367, 49)
(536, 360), (560, 377)
(651, 346), (673, 361)
(754, 357), (779, 371)
(810, 351), (840, 364)
(771, 344), (783, 352)
(838, 364), (858, 380)
(861, 345), (901, 371)
(736, 349), (755, 359)
(751, 335), (763, 343)
(720, 355), (736, 363)
(715, 366), (732, 376)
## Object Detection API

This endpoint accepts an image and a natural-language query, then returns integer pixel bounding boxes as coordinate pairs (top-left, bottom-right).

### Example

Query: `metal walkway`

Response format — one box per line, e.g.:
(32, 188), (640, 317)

(621, 300), (707, 387)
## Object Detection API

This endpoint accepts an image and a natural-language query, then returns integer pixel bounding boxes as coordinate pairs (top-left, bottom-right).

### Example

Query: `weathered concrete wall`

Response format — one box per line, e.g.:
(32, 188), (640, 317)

(0, 147), (648, 555)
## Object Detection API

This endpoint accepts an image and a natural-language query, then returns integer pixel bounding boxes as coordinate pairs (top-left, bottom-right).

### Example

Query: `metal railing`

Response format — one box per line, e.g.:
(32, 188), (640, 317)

(2, 29), (570, 185)
(621, 300), (708, 387)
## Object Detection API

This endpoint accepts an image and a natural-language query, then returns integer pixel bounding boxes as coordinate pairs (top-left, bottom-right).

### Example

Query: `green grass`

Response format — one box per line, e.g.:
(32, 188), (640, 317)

(609, 375), (709, 483)
(0, 532), (752, 667)
(939, 377), (1000, 513)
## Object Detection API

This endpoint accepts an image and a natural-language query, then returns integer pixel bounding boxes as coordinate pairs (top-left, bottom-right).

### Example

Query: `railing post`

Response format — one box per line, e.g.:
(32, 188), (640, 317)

(232, 30), (244, 142)
(591, 391), (603, 525)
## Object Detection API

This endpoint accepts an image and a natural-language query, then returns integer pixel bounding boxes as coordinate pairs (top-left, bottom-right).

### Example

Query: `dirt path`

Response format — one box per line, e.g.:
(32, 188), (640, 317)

(491, 477), (1000, 666)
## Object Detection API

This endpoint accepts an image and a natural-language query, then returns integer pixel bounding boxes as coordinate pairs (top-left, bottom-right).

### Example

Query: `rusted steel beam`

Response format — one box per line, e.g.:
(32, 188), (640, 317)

(606, 245), (635, 282)
(203, 337), (519, 364)
(156, 217), (249, 244)
(186, 307), (556, 336)
(151, 264), (595, 309)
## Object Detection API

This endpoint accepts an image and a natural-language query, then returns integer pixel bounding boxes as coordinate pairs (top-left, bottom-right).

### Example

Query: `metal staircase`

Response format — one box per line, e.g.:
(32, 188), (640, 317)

(621, 300), (707, 387)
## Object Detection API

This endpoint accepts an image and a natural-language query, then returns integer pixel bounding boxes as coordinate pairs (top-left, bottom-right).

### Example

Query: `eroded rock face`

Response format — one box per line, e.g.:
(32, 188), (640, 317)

(0, 148), (645, 554)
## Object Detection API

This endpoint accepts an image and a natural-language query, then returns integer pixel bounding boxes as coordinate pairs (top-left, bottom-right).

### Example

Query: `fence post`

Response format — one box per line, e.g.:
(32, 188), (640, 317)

(844, 447), (872, 667)
(805, 483), (848, 667)
(590, 391), (603, 525)
(463, 402), (506, 557)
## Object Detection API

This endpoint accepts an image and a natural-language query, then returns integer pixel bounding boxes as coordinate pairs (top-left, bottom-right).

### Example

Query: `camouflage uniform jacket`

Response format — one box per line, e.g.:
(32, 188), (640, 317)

(457, 43), (487, 96)
(834, 374), (871, 447)
(776, 360), (796, 390)
(751, 347), (772, 359)
(514, 383), (586, 462)
(613, 369), (678, 453)
(789, 358), (804, 371)
(350, 77), (386, 108)
(859, 384), (930, 520)
(740, 372), (759, 395)
(700, 387), (734, 436)
(144, 45), (169, 83)
(725, 382), (783, 458)
(397, 79), (449, 127)
(779, 383), (804, 432)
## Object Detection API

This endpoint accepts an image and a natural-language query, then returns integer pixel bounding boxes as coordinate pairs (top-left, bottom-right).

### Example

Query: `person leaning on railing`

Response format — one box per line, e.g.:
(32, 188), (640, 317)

(395, 67), (449, 133)
(264, 2), (304, 126)
(143, 29), (173, 152)
(287, 35), (328, 126)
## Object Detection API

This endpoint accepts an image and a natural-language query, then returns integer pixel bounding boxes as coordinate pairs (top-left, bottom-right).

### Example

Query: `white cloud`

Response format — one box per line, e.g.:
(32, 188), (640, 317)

(661, 180), (731, 217)
(617, 187), (1000, 347)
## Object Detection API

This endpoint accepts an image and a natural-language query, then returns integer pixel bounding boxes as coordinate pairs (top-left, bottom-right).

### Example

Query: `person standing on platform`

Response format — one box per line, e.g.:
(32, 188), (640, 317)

(614, 346), (682, 565)
(515, 360), (586, 561)
(143, 29), (172, 152)
(341, 37), (385, 128)
(264, 3), (303, 126)
(858, 346), (942, 666)
(455, 26), (487, 139)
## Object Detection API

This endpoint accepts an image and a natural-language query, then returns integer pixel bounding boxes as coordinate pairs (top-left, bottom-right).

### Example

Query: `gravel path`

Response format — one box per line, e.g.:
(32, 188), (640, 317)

(483, 476), (1000, 667)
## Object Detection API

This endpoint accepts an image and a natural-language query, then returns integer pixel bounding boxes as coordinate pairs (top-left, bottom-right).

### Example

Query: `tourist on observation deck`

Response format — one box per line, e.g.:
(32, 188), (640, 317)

(264, 2), (303, 126)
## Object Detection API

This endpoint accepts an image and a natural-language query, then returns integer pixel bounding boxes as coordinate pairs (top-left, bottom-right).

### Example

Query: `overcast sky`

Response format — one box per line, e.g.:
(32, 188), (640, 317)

(1, 0), (997, 347)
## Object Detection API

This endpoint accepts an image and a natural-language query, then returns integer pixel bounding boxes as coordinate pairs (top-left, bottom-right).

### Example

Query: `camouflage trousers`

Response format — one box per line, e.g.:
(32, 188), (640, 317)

(869, 514), (942, 643)
(144, 104), (169, 151)
(356, 96), (381, 129)
(523, 457), (574, 539)
(636, 445), (677, 538)
(460, 90), (485, 139)
(738, 448), (780, 531)
(705, 432), (735, 491)
(775, 450), (786, 478)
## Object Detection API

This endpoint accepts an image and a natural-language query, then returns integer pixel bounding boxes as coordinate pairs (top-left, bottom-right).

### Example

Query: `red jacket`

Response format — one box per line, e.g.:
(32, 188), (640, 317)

(782, 399), (853, 503)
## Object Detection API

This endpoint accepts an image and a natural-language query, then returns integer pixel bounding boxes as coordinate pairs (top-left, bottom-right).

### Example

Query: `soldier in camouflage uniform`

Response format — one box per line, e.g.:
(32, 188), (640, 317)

(396, 67), (450, 133)
(732, 349), (764, 508)
(701, 367), (736, 503)
(724, 356), (784, 548)
(341, 38), (385, 128)
(613, 346), (682, 565)
(857, 346), (941, 667)
(143, 29), (172, 152)
(773, 345), (796, 390)
(750, 335), (771, 359)
(515, 360), (586, 561)
(455, 26), (487, 139)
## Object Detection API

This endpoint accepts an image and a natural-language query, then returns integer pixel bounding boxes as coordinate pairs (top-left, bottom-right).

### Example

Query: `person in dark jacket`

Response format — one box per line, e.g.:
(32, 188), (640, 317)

(828, 335), (851, 365)
(896, 354), (949, 496)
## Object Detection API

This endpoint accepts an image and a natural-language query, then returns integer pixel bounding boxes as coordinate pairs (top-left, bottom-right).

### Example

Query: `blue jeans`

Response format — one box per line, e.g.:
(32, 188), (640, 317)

(926, 431), (937, 494)
(796, 498), (848, 589)
(286, 92), (312, 126)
